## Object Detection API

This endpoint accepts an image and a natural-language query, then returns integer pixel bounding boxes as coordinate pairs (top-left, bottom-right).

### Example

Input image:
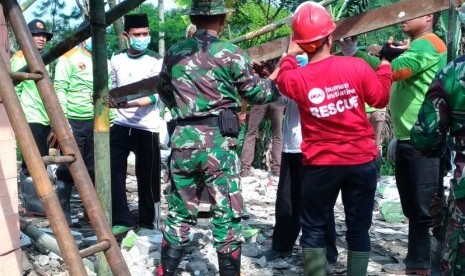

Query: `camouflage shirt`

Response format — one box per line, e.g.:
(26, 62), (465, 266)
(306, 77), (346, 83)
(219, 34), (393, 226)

(156, 29), (279, 149)
(410, 54), (465, 200)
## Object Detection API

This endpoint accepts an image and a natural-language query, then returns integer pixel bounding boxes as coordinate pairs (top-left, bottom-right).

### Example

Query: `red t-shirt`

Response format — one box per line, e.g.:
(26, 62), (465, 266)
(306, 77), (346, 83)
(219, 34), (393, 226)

(276, 55), (392, 165)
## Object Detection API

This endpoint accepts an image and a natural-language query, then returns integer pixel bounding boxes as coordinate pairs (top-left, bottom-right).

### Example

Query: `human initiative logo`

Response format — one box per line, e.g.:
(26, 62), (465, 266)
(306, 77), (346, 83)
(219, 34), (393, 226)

(308, 87), (325, 104)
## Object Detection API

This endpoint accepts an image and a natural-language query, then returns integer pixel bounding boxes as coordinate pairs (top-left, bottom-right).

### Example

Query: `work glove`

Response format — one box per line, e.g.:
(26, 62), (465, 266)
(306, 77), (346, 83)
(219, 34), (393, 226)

(387, 138), (397, 163)
(251, 60), (271, 78)
(338, 37), (358, 56)
(379, 36), (410, 62)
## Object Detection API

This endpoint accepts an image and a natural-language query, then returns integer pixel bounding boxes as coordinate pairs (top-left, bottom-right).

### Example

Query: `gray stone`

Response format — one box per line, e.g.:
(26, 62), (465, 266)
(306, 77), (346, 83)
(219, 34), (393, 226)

(82, 236), (97, 246)
(134, 237), (160, 257)
(242, 243), (260, 258)
(186, 261), (208, 275)
(49, 259), (61, 268)
(274, 259), (291, 269)
(37, 255), (50, 266)
(22, 252), (33, 273)
(255, 256), (267, 268)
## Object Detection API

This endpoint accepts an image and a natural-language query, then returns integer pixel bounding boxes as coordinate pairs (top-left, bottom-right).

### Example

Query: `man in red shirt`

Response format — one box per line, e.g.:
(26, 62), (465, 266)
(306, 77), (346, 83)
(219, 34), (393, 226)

(275, 2), (393, 275)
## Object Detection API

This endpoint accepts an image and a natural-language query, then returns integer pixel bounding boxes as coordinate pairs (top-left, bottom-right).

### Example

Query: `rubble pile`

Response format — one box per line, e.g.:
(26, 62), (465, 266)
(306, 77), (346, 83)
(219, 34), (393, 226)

(19, 166), (449, 275)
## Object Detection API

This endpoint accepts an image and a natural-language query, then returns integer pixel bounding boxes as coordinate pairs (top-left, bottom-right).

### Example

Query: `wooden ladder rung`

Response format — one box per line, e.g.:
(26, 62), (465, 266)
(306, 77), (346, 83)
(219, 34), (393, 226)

(9, 71), (43, 81)
(42, 155), (76, 165)
(79, 240), (111, 258)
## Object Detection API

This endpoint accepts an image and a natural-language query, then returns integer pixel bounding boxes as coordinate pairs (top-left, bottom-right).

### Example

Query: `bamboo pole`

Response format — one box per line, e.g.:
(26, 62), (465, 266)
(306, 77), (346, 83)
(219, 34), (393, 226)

(227, 0), (338, 45)
(89, 0), (113, 274)
(108, 0), (126, 50)
(6, 0), (130, 274)
(20, 0), (38, 11)
(2, 2), (87, 274)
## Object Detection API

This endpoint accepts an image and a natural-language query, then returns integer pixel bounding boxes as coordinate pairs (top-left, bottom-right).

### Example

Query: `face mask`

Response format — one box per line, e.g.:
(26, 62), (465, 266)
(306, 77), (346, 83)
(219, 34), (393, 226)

(85, 37), (92, 51)
(296, 55), (308, 67)
(129, 36), (151, 52)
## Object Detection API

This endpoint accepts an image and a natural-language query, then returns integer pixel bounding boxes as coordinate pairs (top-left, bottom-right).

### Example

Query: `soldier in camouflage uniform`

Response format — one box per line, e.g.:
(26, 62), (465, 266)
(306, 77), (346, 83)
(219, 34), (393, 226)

(410, 54), (465, 276)
(155, 0), (280, 275)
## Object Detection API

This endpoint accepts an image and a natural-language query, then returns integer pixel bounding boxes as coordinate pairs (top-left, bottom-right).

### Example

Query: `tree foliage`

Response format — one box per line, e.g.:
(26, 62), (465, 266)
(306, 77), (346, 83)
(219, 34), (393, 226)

(228, 1), (291, 49)
(32, 0), (82, 29)
(106, 3), (188, 55)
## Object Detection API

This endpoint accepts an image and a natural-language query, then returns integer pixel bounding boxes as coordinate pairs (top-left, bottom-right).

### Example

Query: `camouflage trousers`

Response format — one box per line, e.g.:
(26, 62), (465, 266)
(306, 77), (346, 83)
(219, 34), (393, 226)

(441, 198), (465, 275)
(163, 147), (246, 254)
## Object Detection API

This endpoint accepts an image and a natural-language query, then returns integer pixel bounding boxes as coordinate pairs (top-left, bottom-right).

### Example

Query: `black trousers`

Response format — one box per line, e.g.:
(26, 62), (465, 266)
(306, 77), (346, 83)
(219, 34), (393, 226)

(273, 152), (338, 263)
(395, 141), (439, 268)
(110, 124), (161, 229)
(56, 119), (94, 182)
(300, 161), (377, 252)
(22, 123), (51, 173)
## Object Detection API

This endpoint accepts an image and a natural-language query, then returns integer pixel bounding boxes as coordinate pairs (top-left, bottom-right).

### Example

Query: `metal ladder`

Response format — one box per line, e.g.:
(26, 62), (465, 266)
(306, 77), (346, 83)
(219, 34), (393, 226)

(0, 0), (130, 275)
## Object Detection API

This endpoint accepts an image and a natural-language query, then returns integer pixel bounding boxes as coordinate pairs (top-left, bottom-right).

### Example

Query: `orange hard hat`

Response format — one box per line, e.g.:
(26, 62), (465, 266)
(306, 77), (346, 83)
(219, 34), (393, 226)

(292, 1), (336, 44)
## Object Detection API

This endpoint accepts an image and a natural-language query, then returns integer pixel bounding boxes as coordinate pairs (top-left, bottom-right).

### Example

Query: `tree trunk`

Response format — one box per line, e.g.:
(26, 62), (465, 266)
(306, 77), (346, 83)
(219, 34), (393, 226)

(89, 0), (113, 274)
(108, 0), (126, 50)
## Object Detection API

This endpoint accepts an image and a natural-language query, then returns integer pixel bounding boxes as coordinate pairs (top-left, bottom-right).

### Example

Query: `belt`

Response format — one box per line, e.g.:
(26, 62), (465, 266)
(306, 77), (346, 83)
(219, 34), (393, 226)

(175, 115), (219, 126)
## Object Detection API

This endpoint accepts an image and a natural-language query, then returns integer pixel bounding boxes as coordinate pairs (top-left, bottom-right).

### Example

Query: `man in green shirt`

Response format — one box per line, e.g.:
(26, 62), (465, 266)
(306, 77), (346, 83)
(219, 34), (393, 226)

(11, 19), (53, 217)
(53, 38), (101, 225)
(410, 5), (465, 274)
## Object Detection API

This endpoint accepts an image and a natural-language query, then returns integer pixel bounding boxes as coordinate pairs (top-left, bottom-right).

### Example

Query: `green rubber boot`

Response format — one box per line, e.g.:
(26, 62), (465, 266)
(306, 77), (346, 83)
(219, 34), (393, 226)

(302, 248), (326, 276)
(347, 250), (370, 276)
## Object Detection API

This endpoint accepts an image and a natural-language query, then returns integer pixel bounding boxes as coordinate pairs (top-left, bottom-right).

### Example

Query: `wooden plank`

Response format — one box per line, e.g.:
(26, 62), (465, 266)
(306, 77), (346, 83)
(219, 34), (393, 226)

(246, 36), (289, 62)
(246, 0), (450, 61)
(109, 75), (158, 103)
(332, 0), (449, 41)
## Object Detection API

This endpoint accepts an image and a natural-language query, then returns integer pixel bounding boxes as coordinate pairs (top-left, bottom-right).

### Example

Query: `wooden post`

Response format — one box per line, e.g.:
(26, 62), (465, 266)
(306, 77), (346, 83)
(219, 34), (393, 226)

(89, 0), (113, 274)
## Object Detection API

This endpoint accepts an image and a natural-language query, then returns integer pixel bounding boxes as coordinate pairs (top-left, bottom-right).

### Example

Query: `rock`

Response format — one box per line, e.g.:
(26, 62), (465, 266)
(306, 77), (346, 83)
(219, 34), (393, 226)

(255, 256), (267, 268)
(274, 259), (291, 269)
(242, 243), (261, 258)
(22, 252), (33, 273)
(82, 235), (98, 246)
(256, 234), (266, 244)
(49, 259), (61, 268)
(185, 261), (208, 275)
(37, 255), (50, 266)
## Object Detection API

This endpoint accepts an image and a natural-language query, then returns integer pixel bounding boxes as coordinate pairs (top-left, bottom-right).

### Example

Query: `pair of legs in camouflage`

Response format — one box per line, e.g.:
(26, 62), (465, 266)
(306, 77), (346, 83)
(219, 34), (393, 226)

(441, 198), (465, 275)
(159, 146), (245, 275)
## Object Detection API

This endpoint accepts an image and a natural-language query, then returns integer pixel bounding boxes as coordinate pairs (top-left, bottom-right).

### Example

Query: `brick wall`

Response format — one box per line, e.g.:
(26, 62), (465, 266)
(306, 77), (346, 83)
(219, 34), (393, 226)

(0, 104), (21, 275)
(0, 4), (21, 274)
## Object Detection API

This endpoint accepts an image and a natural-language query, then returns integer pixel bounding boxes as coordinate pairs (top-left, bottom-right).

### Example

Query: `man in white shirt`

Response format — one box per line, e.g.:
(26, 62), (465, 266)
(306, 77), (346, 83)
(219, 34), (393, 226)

(109, 14), (165, 237)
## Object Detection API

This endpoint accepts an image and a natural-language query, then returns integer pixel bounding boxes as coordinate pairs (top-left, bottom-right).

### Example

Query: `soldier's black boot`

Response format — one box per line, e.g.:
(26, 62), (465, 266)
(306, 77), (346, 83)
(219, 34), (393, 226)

(157, 239), (185, 276)
(217, 247), (241, 276)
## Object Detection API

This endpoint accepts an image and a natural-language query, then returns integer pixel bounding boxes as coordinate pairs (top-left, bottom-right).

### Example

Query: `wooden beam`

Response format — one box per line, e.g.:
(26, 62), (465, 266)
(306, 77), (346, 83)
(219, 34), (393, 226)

(333, 0), (449, 41)
(246, 0), (450, 61)
(109, 75), (158, 103)
(246, 36), (290, 62)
